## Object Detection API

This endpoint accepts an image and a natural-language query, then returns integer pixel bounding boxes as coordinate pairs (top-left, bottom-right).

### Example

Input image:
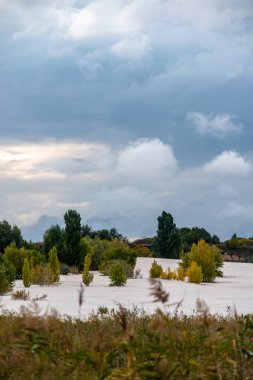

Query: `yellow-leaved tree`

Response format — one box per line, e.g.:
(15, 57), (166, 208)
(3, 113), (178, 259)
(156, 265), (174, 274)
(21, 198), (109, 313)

(180, 240), (223, 282)
(49, 247), (60, 283)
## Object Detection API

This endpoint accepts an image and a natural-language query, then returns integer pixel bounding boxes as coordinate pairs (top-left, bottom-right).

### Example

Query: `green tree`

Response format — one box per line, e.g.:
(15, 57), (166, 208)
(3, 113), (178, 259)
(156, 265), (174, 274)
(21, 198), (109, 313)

(11, 225), (23, 248)
(211, 234), (220, 244)
(96, 229), (112, 240)
(0, 220), (12, 253)
(64, 210), (81, 268)
(3, 243), (23, 278)
(49, 247), (60, 282)
(154, 211), (181, 258)
(0, 255), (15, 294)
(44, 224), (65, 262)
(179, 227), (218, 251)
(228, 233), (239, 249)
(94, 228), (127, 241)
(85, 237), (111, 270)
(0, 220), (24, 253)
(101, 241), (137, 267)
(22, 258), (31, 288)
(81, 224), (93, 238)
(109, 228), (127, 242)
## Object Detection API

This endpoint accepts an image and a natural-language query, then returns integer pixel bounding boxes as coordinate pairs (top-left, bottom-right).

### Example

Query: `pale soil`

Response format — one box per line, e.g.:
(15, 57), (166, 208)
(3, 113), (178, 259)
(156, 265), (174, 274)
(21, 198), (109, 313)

(1, 258), (253, 318)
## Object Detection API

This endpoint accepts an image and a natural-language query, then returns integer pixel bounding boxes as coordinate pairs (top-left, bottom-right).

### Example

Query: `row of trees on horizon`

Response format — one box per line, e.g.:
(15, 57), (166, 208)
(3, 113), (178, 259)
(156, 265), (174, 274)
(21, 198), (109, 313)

(0, 209), (252, 294)
(0, 209), (251, 260)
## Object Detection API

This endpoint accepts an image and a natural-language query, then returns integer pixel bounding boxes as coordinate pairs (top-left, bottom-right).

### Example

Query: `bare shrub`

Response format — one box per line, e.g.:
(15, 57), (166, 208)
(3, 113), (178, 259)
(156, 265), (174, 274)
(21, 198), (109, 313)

(31, 264), (55, 286)
(11, 290), (30, 300)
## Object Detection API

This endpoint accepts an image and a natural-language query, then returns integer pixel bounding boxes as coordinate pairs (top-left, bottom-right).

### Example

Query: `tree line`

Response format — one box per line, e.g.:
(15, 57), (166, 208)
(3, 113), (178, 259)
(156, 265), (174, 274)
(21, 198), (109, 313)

(0, 208), (250, 293)
(1, 210), (249, 263)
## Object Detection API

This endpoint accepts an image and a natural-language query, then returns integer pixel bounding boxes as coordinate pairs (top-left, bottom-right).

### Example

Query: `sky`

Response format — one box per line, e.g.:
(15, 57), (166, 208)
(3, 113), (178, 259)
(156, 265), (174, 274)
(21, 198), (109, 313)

(0, 0), (253, 241)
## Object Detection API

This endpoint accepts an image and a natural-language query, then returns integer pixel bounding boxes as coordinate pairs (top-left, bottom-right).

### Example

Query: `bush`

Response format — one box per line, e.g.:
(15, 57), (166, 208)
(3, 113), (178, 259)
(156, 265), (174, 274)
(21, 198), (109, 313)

(0, 264), (11, 295)
(49, 247), (60, 282)
(97, 306), (109, 315)
(186, 261), (203, 284)
(133, 267), (143, 279)
(60, 263), (70, 275)
(22, 258), (31, 288)
(32, 294), (47, 301)
(84, 237), (111, 270)
(160, 266), (173, 280)
(180, 240), (223, 282)
(109, 263), (127, 286)
(160, 266), (182, 280)
(149, 260), (163, 278)
(29, 251), (46, 268)
(99, 241), (136, 279)
(31, 264), (55, 286)
(11, 289), (30, 300)
(176, 266), (186, 281)
(100, 259), (134, 278)
(133, 246), (153, 257)
(228, 234), (239, 249)
(70, 266), (79, 274)
(101, 243), (137, 267)
(82, 253), (94, 286)
(83, 272), (94, 286)
(3, 243), (45, 279)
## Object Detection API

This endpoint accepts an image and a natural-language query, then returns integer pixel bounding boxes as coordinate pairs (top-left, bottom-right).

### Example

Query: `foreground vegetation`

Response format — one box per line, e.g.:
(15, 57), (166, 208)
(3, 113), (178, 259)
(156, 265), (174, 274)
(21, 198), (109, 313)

(0, 301), (252, 379)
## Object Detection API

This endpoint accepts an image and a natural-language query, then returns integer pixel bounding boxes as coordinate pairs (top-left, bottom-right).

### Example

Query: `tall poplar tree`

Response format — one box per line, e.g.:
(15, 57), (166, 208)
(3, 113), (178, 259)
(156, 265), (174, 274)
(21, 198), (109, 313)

(154, 211), (181, 258)
(64, 210), (81, 267)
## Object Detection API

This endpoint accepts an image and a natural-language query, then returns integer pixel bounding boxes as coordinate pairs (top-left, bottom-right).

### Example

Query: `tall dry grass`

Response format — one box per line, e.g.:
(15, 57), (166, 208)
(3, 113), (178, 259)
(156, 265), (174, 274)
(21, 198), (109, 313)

(0, 281), (252, 379)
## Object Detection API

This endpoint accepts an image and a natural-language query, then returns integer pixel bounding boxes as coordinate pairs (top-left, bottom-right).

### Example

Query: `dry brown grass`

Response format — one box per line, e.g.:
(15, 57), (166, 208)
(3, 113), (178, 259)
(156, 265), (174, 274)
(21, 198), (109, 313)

(0, 282), (252, 379)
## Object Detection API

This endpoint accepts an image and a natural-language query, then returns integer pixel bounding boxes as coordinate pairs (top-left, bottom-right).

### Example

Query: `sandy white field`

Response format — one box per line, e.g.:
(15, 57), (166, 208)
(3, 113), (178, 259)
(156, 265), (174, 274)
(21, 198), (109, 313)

(1, 258), (253, 318)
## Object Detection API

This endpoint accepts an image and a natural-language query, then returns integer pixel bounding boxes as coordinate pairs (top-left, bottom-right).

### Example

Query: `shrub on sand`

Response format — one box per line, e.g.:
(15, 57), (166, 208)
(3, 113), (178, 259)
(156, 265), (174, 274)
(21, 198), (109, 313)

(149, 260), (163, 279)
(186, 261), (203, 284)
(109, 263), (127, 286)
(31, 264), (55, 286)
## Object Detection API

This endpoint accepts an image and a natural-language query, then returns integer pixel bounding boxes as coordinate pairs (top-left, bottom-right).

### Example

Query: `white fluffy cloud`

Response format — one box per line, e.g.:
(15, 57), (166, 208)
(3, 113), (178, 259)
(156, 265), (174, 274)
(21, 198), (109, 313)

(204, 151), (251, 176)
(187, 112), (243, 138)
(116, 138), (177, 182)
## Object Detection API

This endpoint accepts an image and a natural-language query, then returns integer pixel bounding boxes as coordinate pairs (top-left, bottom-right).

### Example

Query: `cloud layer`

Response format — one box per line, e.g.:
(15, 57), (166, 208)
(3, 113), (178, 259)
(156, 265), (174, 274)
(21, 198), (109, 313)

(0, 0), (252, 151)
(0, 138), (252, 241)
(0, 1), (252, 240)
